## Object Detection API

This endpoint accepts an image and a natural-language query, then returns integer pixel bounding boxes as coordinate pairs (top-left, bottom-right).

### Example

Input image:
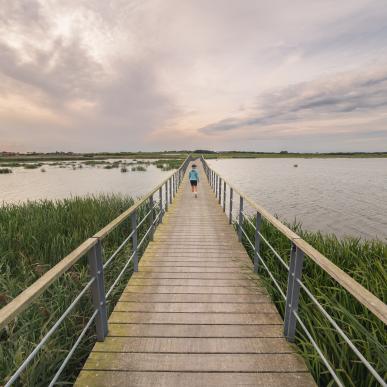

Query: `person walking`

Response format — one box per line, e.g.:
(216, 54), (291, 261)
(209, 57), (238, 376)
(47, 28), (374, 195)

(189, 163), (199, 198)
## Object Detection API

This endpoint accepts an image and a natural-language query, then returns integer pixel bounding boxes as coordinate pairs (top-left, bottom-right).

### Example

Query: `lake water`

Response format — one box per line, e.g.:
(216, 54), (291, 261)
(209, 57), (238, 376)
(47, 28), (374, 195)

(0, 160), (173, 204)
(207, 158), (387, 241)
(1, 158), (386, 240)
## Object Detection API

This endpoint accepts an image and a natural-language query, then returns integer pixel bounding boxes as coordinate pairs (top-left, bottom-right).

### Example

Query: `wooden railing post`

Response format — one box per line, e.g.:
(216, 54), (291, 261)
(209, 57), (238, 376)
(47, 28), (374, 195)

(159, 187), (163, 223)
(218, 177), (222, 204)
(165, 181), (169, 212)
(229, 187), (233, 224)
(87, 240), (108, 341)
(238, 196), (243, 241)
(254, 212), (262, 273)
(284, 243), (304, 341)
(149, 195), (154, 241)
(169, 177), (172, 204)
(131, 211), (138, 272)
(223, 181), (226, 212)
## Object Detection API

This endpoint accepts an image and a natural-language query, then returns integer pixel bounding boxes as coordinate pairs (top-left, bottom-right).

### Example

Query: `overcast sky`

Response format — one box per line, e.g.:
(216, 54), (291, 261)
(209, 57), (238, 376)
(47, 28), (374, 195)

(1, 0), (387, 152)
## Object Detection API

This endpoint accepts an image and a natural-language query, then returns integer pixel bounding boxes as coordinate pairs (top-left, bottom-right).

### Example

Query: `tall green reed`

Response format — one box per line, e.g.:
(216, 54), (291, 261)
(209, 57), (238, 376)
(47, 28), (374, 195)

(240, 216), (386, 387)
(0, 194), (156, 386)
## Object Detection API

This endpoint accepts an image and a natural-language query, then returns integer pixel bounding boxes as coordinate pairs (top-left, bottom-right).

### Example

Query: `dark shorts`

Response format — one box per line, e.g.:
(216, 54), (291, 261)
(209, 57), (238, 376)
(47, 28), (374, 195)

(190, 180), (198, 186)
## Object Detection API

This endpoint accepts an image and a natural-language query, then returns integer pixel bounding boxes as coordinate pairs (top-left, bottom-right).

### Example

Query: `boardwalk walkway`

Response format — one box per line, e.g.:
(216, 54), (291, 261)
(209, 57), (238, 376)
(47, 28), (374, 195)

(76, 163), (315, 386)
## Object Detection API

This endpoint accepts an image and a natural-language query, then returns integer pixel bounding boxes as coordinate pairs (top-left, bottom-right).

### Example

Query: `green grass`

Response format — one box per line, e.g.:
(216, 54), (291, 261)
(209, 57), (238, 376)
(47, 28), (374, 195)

(239, 217), (387, 387)
(0, 195), (156, 386)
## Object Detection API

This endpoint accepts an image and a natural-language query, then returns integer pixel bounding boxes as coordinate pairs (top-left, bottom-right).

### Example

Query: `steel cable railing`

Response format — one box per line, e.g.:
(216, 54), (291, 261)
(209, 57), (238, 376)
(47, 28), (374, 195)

(201, 156), (387, 387)
(0, 155), (192, 386)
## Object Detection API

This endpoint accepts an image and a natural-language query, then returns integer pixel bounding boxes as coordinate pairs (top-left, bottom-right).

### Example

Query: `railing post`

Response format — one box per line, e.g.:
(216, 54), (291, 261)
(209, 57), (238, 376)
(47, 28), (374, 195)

(238, 196), (243, 241)
(169, 177), (172, 204)
(131, 211), (138, 272)
(216, 176), (219, 197)
(87, 240), (108, 341)
(254, 212), (262, 273)
(165, 182), (169, 212)
(218, 177), (222, 204)
(159, 187), (163, 223)
(284, 243), (304, 342)
(229, 187), (233, 224)
(223, 181), (226, 212)
(149, 195), (154, 241)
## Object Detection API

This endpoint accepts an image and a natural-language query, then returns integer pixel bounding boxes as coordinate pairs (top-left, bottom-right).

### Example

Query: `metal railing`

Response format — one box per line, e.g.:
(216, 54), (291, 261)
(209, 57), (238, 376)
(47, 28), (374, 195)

(201, 156), (387, 387)
(0, 155), (192, 386)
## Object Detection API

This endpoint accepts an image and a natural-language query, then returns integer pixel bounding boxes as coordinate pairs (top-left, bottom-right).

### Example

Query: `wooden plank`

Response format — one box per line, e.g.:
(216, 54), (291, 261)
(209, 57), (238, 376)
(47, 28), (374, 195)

(123, 285), (264, 294)
(138, 266), (249, 273)
(131, 272), (251, 279)
(109, 311), (282, 324)
(118, 293), (270, 303)
(114, 301), (277, 313)
(108, 323), (283, 338)
(127, 278), (261, 286)
(81, 352), (309, 372)
(92, 337), (294, 353)
(139, 262), (251, 268)
(75, 371), (315, 387)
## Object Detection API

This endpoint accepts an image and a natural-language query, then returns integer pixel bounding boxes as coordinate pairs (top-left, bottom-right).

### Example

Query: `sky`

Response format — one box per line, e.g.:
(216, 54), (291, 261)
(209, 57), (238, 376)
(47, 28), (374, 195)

(1, 0), (387, 152)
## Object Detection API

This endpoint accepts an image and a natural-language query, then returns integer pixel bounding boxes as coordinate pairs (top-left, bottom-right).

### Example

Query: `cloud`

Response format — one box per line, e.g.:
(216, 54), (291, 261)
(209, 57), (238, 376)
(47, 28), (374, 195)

(199, 67), (387, 134)
(0, 0), (387, 151)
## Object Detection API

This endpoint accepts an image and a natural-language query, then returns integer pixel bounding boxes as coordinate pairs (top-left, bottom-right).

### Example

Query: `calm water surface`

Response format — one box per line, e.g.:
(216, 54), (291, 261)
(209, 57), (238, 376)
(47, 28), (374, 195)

(208, 158), (387, 241)
(0, 160), (173, 204)
(1, 158), (386, 240)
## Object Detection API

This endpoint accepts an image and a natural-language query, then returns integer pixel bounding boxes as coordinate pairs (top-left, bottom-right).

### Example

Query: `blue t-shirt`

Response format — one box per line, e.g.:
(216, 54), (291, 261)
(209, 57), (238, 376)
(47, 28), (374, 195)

(189, 169), (199, 181)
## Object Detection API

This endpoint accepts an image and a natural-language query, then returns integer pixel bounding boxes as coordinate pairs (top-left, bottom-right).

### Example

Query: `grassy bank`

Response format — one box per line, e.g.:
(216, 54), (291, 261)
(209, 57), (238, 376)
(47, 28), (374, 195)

(0, 195), (154, 386)
(240, 217), (386, 387)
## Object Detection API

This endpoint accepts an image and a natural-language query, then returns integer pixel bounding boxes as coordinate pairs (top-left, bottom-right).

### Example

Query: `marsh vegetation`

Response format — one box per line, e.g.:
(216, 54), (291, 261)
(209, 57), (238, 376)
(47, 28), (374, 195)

(0, 195), (154, 386)
(240, 216), (386, 386)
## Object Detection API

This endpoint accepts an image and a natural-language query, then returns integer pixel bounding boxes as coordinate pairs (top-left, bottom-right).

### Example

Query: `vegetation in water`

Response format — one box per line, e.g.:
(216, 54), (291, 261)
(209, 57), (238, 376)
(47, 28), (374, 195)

(131, 165), (147, 172)
(23, 163), (44, 169)
(239, 216), (387, 387)
(0, 195), (155, 386)
(153, 159), (182, 171)
(0, 168), (13, 174)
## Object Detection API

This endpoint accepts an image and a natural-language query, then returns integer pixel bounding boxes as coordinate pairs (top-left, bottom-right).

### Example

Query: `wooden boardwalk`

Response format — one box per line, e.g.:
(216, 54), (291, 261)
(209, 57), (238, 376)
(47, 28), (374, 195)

(76, 163), (315, 387)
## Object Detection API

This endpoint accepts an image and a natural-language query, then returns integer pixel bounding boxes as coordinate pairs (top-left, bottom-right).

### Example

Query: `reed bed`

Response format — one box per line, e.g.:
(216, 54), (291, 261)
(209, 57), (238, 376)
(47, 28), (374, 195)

(0, 195), (156, 386)
(153, 159), (183, 171)
(240, 216), (386, 387)
(0, 168), (12, 174)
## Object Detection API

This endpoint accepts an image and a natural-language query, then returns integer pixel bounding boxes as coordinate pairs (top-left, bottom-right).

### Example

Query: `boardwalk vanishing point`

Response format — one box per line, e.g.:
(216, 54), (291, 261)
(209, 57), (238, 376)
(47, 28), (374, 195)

(75, 162), (316, 387)
(3, 156), (385, 386)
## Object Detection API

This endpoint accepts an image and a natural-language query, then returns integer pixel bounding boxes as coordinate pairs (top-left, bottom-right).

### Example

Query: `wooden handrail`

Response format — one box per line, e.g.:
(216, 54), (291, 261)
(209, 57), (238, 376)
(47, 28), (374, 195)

(0, 156), (191, 330)
(204, 158), (387, 326)
(0, 238), (97, 329)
